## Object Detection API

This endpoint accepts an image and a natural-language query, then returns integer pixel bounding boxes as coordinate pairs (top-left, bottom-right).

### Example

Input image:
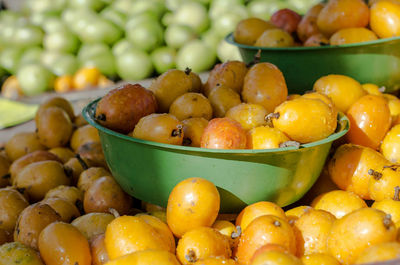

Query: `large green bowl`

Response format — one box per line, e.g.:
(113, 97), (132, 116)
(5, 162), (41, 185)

(83, 99), (349, 213)
(226, 33), (400, 94)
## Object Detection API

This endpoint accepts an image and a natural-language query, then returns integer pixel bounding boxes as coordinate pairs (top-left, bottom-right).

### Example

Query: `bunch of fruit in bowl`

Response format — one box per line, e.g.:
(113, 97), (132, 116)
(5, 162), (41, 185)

(233, 0), (400, 48)
(95, 61), (340, 150)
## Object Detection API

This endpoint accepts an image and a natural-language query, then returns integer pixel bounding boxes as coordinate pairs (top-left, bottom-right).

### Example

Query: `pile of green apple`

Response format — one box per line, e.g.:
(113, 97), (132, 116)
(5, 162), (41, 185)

(0, 0), (319, 96)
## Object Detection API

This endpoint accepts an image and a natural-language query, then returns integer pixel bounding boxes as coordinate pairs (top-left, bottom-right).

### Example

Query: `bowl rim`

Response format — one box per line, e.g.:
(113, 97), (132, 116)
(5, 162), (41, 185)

(225, 32), (400, 51)
(83, 98), (349, 154)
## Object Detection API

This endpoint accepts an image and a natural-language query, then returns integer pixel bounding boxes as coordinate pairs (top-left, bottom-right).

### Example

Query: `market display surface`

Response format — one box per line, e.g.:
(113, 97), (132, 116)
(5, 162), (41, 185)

(3, 0), (400, 264)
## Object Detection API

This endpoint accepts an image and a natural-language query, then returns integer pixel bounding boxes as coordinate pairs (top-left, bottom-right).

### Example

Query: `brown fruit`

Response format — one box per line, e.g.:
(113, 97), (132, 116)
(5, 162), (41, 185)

(0, 154), (10, 188)
(5, 132), (45, 161)
(95, 83), (157, 134)
(0, 188), (29, 236)
(70, 124), (100, 151)
(78, 167), (112, 192)
(42, 197), (80, 223)
(169, 93), (213, 121)
(72, 212), (115, 241)
(35, 97), (75, 123)
(91, 234), (109, 265)
(64, 156), (90, 185)
(200, 118), (247, 149)
(74, 113), (89, 127)
(0, 242), (44, 265)
(297, 4), (325, 42)
(234, 18), (276, 45)
(48, 147), (75, 163)
(77, 142), (107, 168)
(45, 185), (84, 211)
(208, 84), (242, 118)
(182, 118), (209, 147)
(270, 8), (302, 33)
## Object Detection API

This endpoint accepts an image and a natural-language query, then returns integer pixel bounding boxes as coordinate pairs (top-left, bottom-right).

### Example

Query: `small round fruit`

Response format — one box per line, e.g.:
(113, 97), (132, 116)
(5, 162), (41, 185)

(105, 216), (171, 260)
(330, 28), (378, 45)
(169, 93), (213, 121)
(42, 197), (80, 223)
(182, 118), (209, 147)
(49, 147), (75, 163)
(0, 188), (29, 234)
(212, 220), (239, 249)
(38, 222), (91, 265)
(368, 165), (400, 201)
(91, 234), (109, 265)
(176, 227), (231, 264)
(372, 197), (400, 228)
(346, 95), (391, 149)
(236, 201), (287, 231)
(285, 206), (312, 223)
(270, 8), (302, 34)
(354, 241), (400, 264)
(271, 97), (337, 144)
(200, 118), (247, 149)
(84, 176), (132, 215)
(234, 18), (276, 45)
(297, 4), (325, 42)
(35, 96), (75, 123)
(247, 126), (290, 149)
(78, 167), (112, 192)
(193, 257), (237, 265)
(251, 250), (302, 265)
(362, 83), (382, 95)
(132, 113), (184, 145)
(45, 185), (83, 209)
(0, 242), (44, 265)
(70, 124), (100, 152)
(54, 75), (74, 93)
(327, 208), (397, 264)
(64, 157), (90, 184)
(304, 34), (330, 47)
(235, 215), (296, 265)
(384, 93), (400, 126)
(225, 103), (269, 131)
(301, 254), (340, 265)
(313, 74), (366, 113)
(311, 190), (367, 218)
(103, 249), (180, 265)
(167, 177), (220, 238)
(73, 67), (101, 90)
(255, 29), (294, 47)
(381, 124), (400, 163)
(242, 62), (287, 113)
(370, 0), (400, 38)
(208, 85), (242, 118)
(5, 132), (45, 161)
(72, 212), (115, 241)
(302, 92), (338, 118)
(14, 202), (61, 250)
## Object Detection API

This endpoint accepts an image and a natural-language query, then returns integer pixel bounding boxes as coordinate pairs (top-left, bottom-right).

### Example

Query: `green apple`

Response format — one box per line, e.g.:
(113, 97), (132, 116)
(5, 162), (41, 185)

(209, 0), (245, 20)
(43, 29), (80, 53)
(13, 25), (44, 48)
(212, 11), (247, 38)
(130, 0), (166, 18)
(217, 39), (242, 62)
(112, 0), (134, 15)
(247, 0), (287, 20)
(17, 63), (55, 96)
(78, 43), (109, 60)
(49, 53), (79, 76)
(116, 48), (153, 81)
(125, 13), (158, 30)
(25, 0), (67, 13)
(165, 0), (182, 11)
(172, 2), (209, 34)
(30, 11), (59, 27)
(288, 0), (320, 14)
(19, 47), (43, 66)
(42, 17), (66, 33)
(0, 47), (25, 74)
(79, 17), (122, 45)
(201, 29), (222, 50)
(165, 24), (197, 49)
(126, 20), (163, 52)
(161, 12), (174, 27)
(69, 0), (105, 11)
(80, 48), (116, 77)
(176, 40), (216, 73)
(62, 9), (97, 34)
(100, 7), (126, 28)
(0, 10), (22, 25)
(151, 46), (176, 74)
(41, 51), (63, 68)
(0, 24), (16, 46)
(112, 39), (133, 56)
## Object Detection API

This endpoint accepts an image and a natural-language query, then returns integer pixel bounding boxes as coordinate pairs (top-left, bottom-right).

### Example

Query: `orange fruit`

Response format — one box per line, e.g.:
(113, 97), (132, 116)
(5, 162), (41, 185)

(73, 67), (101, 91)
(54, 75), (74, 93)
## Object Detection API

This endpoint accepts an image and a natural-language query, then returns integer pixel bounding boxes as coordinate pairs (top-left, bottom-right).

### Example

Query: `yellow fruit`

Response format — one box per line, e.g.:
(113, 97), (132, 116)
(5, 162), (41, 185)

(104, 250), (181, 265)
(370, 0), (400, 38)
(381, 124), (400, 163)
(354, 242), (400, 264)
(301, 254), (341, 265)
(329, 28), (377, 45)
(73, 67), (101, 90)
(54, 75), (74, 93)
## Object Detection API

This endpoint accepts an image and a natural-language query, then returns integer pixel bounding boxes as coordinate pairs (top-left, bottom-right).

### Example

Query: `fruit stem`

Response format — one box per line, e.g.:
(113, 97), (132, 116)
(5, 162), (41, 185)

(368, 169), (383, 180)
(109, 208), (120, 218)
(182, 137), (192, 146)
(273, 220), (281, 227)
(265, 113), (280, 127)
(383, 214), (392, 230)
(231, 226), (242, 239)
(185, 249), (197, 263)
(184, 67), (192, 75)
(394, 186), (400, 201)
(171, 125), (183, 137)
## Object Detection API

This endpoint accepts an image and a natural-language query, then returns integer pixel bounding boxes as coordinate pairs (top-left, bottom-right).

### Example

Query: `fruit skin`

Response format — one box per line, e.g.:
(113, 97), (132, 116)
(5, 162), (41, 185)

(176, 227), (231, 264)
(368, 165), (400, 201)
(95, 83), (158, 134)
(234, 18), (276, 45)
(225, 103), (269, 131)
(105, 216), (171, 260)
(250, 250), (302, 265)
(73, 67), (101, 91)
(104, 249), (181, 265)
(42, 197), (80, 223)
(200, 118), (247, 149)
(35, 97), (75, 122)
(91, 233), (109, 265)
(297, 3), (325, 42)
(78, 167), (112, 192)
(327, 208), (397, 265)
(72, 212), (115, 241)
(193, 257), (237, 265)
(346, 94), (391, 150)
(169, 92), (213, 121)
(304, 34), (330, 47)
(5, 132), (45, 162)
(182, 118), (209, 147)
(0, 242), (44, 265)
(316, 0), (369, 37)
(208, 85), (242, 118)
(70, 124), (100, 152)
(372, 198), (400, 228)
(354, 242), (400, 264)
(301, 253), (341, 265)
(381, 124), (400, 163)
(329, 27), (378, 45)
(270, 8), (302, 34)
(0, 188), (29, 237)
(242, 62), (287, 113)
(271, 97), (337, 144)
(370, 0), (400, 38)
(247, 126), (290, 149)
(328, 144), (390, 199)
(235, 215), (296, 265)
(255, 29), (294, 47)
(38, 222), (91, 265)
(167, 177), (220, 238)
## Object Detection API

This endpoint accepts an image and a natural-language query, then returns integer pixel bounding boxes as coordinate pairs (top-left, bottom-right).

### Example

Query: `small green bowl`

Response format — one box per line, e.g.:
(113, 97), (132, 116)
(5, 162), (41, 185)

(226, 33), (400, 94)
(83, 99), (349, 213)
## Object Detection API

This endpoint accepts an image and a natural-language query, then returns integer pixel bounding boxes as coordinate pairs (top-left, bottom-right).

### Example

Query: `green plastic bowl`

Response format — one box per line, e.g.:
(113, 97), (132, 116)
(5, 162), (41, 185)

(226, 33), (400, 94)
(83, 98), (349, 213)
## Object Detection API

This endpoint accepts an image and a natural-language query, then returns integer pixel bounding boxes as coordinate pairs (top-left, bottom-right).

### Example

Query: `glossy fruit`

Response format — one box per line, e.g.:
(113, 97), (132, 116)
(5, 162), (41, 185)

(35, 97), (75, 122)
(328, 144), (390, 199)
(327, 208), (397, 264)
(73, 67), (101, 90)
(247, 126), (290, 149)
(0, 188), (29, 235)
(370, 0), (400, 38)
(293, 209), (336, 256)
(368, 165), (400, 201)
(330, 28), (378, 45)
(103, 249), (181, 265)
(91, 234), (109, 265)
(354, 241), (400, 264)
(169, 93), (213, 121)
(39, 222), (91, 265)
(95, 83), (157, 134)
(149, 69), (193, 113)
(346, 95), (391, 149)
(193, 257), (237, 265)
(5, 132), (45, 162)
(77, 142), (107, 168)
(49, 147), (75, 163)
(234, 18), (276, 45)
(200, 118), (247, 149)
(14, 202), (61, 250)
(42, 197), (80, 223)
(77, 167), (111, 192)
(372, 198), (400, 228)
(311, 190), (367, 218)
(250, 250), (302, 265)
(235, 215), (296, 264)
(212, 220), (239, 248)
(242, 63), (287, 113)
(45, 185), (83, 208)
(316, 0), (369, 36)
(285, 206), (312, 223)
(226, 103), (269, 131)
(167, 177), (220, 238)
(362, 83), (382, 95)
(132, 113), (184, 145)
(84, 176), (132, 215)
(313, 74), (366, 113)
(105, 216), (171, 259)
(271, 97), (337, 144)
(384, 94), (400, 126)
(301, 254), (341, 265)
(70, 124), (100, 152)
(64, 157), (89, 184)
(255, 29), (294, 47)
(304, 34), (330, 47)
(381, 124), (400, 163)
(236, 201), (287, 231)
(0, 242), (44, 265)
(297, 4), (325, 42)
(270, 8), (302, 34)
(182, 118), (209, 147)
(208, 85), (242, 118)
(72, 213), (115, 241)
